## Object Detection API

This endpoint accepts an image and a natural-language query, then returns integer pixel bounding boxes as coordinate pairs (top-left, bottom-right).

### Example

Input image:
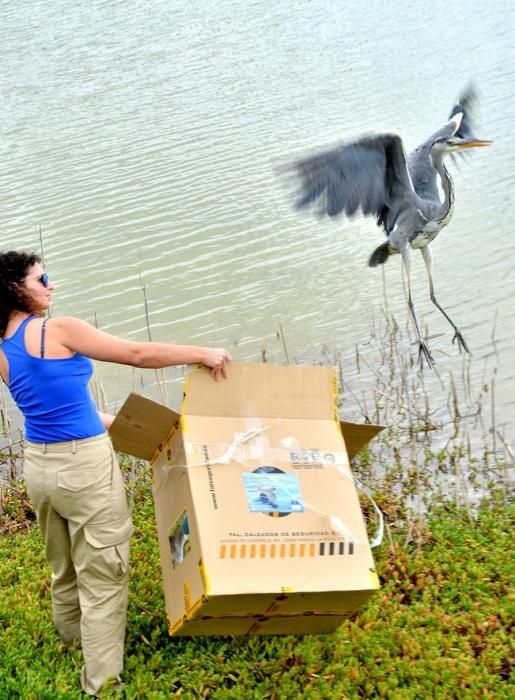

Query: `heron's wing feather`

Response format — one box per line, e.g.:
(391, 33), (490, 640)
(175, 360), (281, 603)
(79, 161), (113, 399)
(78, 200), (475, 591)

(448, 84), (481, 168)
(449, 84), (477, 140)
(292, 134), (415, 228)
(413, 84), (479, 154)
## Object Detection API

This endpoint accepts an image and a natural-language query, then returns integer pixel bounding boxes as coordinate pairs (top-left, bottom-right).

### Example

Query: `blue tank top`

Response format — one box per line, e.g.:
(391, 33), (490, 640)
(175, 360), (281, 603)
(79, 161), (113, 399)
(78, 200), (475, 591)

(1, 316), (105, 442)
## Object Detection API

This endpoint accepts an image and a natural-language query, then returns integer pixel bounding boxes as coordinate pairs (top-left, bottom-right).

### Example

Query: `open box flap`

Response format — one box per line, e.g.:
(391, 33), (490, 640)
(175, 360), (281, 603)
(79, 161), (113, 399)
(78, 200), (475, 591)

(182, 363), (336, 419)
(109, 392), (180, 460)
(339, 421), (385, 460)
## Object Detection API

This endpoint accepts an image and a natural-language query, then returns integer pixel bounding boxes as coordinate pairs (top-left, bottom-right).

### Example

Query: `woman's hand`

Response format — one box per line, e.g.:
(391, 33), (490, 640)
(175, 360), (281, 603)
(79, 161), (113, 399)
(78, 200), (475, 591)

(200, 348), (232, 380)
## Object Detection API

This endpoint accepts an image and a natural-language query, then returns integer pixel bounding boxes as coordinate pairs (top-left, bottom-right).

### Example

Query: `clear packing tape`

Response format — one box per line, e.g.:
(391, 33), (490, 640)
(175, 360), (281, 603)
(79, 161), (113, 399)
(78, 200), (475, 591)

(154, 424), (385, 549)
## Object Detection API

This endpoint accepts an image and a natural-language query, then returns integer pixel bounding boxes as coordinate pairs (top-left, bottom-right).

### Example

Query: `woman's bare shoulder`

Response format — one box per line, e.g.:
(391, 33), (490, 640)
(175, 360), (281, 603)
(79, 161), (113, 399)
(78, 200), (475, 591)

(48, 316), (93, 331)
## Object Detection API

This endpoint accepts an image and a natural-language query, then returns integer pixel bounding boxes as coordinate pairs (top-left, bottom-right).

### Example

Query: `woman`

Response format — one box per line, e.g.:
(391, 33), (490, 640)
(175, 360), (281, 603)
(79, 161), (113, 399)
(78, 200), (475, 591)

(0, 250), (231, 697)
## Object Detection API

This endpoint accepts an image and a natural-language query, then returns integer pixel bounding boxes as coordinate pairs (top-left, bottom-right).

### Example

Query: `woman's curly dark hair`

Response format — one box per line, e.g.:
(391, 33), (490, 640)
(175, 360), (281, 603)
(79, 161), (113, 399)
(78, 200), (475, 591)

(0, 251), (42, 338)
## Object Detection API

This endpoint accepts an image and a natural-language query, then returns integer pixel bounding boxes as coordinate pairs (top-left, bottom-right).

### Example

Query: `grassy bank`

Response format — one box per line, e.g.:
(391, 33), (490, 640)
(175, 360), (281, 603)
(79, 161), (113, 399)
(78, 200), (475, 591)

(0, 463), (512, 700)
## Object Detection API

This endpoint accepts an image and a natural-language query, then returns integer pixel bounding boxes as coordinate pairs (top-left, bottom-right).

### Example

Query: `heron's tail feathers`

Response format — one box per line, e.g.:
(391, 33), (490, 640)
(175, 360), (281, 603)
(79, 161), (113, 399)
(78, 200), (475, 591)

(368, 242), (394, 267)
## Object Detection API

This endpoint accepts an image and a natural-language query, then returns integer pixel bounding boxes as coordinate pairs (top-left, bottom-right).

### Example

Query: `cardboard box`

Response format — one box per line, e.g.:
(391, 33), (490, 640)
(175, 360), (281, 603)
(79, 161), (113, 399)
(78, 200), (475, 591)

(109, 362), (383, 636)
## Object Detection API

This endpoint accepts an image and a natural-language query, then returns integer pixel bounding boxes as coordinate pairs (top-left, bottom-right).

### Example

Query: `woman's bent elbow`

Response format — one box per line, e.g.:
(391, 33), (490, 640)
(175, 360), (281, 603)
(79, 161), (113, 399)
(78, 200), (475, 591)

(125, 345), (149, 368)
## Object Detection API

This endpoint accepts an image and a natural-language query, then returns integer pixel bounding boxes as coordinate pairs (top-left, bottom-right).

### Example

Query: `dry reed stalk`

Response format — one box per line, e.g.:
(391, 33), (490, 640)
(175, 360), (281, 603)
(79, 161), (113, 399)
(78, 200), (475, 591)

(278, 323), (290, 364)
(493, 432), (514, 499)
(494, 432), (514, 467)
(0, 381), (20, 483)
(89, 313), (110, 414)
(490, 371), (497, 459)
(38, 225), (52, 319)
(139, 274), (168, 406)
(127, 459), (138, 513)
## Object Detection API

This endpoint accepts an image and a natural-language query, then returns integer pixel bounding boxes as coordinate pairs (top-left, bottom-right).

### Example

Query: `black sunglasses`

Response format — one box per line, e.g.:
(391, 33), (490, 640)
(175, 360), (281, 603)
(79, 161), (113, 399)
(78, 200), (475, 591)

(37, 273), (49, 288)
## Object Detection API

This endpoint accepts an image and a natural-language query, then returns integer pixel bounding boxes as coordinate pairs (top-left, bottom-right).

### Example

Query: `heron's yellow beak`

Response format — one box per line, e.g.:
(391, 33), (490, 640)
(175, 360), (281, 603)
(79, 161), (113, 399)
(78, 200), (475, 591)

(458, 139), (492, 149)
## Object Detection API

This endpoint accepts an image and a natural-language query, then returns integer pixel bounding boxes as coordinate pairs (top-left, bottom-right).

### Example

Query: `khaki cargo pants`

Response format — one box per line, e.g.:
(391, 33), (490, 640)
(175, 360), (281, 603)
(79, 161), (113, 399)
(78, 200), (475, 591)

(24, 433), (133, 697)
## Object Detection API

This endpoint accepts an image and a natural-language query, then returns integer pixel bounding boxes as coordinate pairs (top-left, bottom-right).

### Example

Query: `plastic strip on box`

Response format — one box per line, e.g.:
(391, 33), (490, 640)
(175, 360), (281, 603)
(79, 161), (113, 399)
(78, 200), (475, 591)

(154, 426), (384, 548)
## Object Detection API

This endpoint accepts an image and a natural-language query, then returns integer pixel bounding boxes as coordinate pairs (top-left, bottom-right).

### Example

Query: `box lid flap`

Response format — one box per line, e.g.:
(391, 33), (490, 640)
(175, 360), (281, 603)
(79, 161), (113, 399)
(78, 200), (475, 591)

(183, 362), (336, 419)
(339, 421), (384, 460)
(109, 392), (180, 460)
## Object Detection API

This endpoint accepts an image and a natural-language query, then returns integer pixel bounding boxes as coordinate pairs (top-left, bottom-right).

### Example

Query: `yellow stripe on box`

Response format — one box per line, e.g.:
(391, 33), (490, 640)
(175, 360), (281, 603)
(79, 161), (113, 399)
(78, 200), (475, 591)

(198, 559), (210, 596)
(183, 582), (191, 613)
(218, 541), (355, 559)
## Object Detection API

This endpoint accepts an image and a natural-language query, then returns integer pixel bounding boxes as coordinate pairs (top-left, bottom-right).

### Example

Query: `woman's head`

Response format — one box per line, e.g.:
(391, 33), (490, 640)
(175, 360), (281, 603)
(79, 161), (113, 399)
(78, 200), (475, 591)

(0, 251), (54, 336)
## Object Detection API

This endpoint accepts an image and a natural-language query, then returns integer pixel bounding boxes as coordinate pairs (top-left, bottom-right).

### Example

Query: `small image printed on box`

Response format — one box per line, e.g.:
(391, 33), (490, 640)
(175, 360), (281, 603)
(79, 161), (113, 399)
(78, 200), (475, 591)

(243, 467), (304, 515)
(168, 510), (191, 569)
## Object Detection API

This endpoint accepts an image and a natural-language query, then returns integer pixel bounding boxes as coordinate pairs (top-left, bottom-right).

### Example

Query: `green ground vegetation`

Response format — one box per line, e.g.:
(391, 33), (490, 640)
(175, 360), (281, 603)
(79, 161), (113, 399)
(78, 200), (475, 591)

(0, 463), (512, 700)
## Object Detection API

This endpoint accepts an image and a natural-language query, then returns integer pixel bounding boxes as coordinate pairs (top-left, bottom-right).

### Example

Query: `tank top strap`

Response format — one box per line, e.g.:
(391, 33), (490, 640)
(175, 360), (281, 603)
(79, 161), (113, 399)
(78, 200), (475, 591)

(40, 317), (49, 358)
(3, 315), (40, 350)
(14, 315), (37, 344)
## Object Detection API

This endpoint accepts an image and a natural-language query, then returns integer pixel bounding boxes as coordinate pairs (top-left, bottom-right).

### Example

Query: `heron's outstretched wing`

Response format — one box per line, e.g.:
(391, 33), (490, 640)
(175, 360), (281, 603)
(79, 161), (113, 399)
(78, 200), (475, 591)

(449, 85), (477, 140)
(291, 134), (416, 230)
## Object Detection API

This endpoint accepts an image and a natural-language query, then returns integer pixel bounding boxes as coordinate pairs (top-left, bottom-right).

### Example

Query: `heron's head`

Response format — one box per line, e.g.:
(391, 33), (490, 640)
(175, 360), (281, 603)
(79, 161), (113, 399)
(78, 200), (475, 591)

(433, 135), (492, 155)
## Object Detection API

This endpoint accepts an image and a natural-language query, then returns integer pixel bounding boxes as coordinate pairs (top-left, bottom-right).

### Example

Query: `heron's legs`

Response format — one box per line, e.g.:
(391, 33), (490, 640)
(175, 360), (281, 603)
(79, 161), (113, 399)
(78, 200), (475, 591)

(420, 247), (470, 354)
(401, 247), (434, 368)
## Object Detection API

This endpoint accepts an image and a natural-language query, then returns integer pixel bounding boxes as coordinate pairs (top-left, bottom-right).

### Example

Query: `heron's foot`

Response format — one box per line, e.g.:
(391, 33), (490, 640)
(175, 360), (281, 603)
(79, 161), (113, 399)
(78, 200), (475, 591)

(451, 329), (470, 354)
(417, 340), (435, 369)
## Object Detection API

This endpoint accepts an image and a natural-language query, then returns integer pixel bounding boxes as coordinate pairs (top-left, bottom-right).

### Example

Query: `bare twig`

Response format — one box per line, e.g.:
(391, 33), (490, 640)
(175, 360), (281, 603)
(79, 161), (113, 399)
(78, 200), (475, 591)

(139, 274), (167, 405)
(278, 323), (290, 364)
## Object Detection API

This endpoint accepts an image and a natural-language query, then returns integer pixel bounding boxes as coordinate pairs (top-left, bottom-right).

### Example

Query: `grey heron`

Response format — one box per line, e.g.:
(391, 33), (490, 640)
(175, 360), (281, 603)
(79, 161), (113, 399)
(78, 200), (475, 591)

(288, 87), (491, 367)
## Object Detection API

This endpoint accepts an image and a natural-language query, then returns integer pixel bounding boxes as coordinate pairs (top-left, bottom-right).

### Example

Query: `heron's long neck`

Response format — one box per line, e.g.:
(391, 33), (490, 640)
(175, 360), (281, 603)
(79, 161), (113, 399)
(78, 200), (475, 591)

(432, 151), (454, 222)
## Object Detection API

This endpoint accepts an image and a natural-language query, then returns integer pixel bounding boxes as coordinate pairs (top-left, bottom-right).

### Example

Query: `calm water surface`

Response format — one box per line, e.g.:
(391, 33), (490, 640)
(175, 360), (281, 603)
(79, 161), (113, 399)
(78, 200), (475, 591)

(1, 0), (514, 443)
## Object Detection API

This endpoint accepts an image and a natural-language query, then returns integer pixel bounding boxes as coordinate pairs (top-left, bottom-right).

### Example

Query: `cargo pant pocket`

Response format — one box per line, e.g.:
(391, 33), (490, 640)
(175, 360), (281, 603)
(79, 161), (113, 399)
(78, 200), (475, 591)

(82, 518), (134, 590)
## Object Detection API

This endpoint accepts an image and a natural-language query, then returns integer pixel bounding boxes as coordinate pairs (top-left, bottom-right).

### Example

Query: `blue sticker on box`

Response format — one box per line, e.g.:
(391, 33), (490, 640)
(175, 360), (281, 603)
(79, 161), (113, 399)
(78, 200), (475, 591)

(243, 471), (304, 513)
(168, 510), (191, 569)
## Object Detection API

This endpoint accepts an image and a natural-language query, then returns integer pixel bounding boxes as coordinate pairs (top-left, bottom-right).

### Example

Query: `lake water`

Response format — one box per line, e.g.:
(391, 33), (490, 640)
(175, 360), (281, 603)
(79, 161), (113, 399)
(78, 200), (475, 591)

(1, 0), (514, 447)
